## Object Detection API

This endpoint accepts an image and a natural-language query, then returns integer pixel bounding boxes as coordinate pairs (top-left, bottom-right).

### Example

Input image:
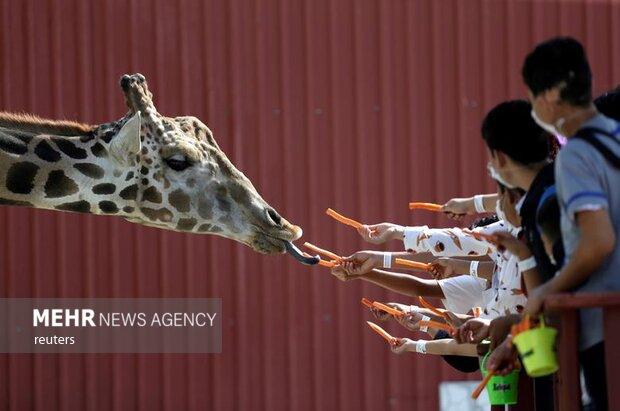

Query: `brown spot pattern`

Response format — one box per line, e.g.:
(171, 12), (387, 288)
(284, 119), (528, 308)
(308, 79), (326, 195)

(168, 189), (190, 212)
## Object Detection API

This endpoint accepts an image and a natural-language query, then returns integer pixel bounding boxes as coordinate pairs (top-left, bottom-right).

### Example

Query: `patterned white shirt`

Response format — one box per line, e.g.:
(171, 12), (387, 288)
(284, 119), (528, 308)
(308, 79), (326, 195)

(402, 221), (527, 317)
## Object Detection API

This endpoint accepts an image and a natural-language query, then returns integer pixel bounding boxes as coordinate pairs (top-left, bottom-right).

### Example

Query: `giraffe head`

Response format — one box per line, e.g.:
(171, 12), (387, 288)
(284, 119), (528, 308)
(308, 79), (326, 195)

(95, 74), (302, 254)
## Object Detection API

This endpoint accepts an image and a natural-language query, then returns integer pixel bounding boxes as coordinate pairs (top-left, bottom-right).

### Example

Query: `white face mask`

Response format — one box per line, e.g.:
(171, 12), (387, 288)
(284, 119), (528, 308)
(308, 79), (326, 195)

(531, 109), (565, 137)
(487, 162), (516, 189)
(515, 196), (525, 214)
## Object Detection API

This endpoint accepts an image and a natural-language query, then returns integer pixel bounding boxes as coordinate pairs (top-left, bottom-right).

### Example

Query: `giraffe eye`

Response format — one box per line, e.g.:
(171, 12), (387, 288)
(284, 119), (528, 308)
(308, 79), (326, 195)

(164, 154), (192, 171)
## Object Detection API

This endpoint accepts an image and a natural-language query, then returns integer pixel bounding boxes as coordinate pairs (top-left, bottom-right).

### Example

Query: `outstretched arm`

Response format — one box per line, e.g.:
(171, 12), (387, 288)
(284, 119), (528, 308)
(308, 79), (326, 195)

(392, 337), (478, 357)
(429, 257), (495, 283)
(361, 269), (445, 299)
(442, 194), (499, 220)
(330, 264), (444, 298)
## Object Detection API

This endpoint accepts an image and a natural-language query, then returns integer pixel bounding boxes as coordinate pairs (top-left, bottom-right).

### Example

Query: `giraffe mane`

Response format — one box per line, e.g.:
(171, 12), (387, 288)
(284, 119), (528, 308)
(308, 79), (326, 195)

(0, 111), (95, 137)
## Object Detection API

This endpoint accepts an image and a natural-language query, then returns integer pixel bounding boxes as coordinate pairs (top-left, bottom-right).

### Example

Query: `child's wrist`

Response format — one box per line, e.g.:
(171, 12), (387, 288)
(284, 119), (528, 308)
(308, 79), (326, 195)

(414, 340), (427, 354)
(382, 252), (393, 268)
(390, 226), (405, 241)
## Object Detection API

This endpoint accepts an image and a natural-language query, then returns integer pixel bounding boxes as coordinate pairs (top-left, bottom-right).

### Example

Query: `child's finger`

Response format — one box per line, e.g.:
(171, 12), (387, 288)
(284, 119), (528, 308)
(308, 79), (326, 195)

(370, 308), (390, 321)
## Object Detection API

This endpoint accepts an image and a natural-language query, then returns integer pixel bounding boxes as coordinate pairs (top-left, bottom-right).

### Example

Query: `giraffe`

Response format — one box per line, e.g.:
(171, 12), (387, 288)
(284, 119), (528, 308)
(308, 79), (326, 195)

(0, 73), (315, 262)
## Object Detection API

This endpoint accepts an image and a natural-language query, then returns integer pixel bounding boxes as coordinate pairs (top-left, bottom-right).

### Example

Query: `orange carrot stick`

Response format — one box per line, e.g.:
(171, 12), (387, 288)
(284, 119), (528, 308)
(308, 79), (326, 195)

(372, 302), (404, 318)
(408, 202), (443, 212)
(366, 321), (397, 344)
(418, 320), (454, 333)
(302, 249), (337, 268)
(418, 296), (448, 318)
(325, 208), (364, 229)
(303, 242), (342, 261)
(361, 298), (374, 309)
(394, 258), (430, 271)
(523, 315), (531, 331)
(472, 371), (495, 399)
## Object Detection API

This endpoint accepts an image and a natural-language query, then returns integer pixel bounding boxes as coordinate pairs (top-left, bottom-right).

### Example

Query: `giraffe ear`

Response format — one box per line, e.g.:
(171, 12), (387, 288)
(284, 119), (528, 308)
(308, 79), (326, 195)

(110, 112), (142, 165)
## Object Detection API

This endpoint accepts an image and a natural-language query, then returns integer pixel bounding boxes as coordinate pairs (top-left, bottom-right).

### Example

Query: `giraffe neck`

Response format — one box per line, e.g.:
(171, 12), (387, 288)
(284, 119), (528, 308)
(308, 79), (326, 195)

(0, 125), (139, 216)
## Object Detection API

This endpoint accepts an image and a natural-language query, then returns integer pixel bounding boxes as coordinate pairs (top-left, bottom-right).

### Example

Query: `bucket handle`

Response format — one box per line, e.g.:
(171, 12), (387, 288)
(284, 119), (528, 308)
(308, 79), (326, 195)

(538, 315), (546, 329)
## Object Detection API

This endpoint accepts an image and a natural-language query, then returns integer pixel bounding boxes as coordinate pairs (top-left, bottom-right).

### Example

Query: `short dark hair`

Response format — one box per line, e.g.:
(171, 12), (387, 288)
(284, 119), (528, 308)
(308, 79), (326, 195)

(594, 86), (620, 121)
(470, 215), (500, 230)
(522, 37), (592, 106)
(481, 100), (551, 164)
(536, 193), (561, 244)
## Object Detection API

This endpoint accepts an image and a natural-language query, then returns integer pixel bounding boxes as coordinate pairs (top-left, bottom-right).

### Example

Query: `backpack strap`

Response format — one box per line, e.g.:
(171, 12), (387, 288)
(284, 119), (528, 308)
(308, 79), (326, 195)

(573, 126), (620, 169)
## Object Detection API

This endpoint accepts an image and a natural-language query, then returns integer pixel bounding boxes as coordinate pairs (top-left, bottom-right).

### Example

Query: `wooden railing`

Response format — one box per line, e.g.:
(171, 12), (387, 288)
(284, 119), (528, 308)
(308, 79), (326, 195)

(544, 292), (620, 410)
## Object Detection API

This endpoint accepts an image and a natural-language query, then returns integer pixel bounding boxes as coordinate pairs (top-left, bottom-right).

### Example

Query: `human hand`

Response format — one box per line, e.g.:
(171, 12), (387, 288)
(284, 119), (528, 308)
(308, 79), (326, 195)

(357, 223), (404, 244)
(523, 281), (555, 317)
(486, 338), (518, 376)
(394, 309), (424, 332)
(341, 251), (384, 275)
(390, 338), (416, 355)
(455, 318), (490, 344)
(492, 231), (532, 260)
(369, 302), (412, 322)
(441, 197), (475, 220)
(428, 257), (457, 280)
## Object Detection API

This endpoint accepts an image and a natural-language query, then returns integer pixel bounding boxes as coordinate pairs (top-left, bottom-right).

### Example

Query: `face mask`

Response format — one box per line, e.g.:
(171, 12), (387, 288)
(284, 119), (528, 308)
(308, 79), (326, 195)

(495, 200), (517, 231)
(531, 109), (566, 137)
(515, 196), (525, 214)
(487, 162), (516, 189)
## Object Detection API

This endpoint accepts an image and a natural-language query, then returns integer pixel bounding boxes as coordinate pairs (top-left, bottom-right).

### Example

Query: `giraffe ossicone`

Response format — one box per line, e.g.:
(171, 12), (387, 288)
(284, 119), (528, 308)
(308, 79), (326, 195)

(0, 73), (307, 256)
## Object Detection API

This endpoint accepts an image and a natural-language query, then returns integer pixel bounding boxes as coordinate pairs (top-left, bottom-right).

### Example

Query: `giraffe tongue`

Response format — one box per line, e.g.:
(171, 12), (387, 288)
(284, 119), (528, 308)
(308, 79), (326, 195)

(284, 241), (320, 266)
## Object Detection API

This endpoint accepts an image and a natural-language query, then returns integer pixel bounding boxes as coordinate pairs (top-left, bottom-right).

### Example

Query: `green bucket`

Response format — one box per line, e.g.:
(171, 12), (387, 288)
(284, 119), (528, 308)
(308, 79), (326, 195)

(512, 317), (559, 377)
(479, 351), (519, 405)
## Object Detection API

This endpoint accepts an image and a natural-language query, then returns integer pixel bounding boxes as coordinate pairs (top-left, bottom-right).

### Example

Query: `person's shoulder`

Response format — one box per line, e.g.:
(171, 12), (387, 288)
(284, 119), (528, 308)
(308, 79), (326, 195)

(559, 134), (602, 163)
(589, 113), (618, 131)
(562, 116), (620, 162)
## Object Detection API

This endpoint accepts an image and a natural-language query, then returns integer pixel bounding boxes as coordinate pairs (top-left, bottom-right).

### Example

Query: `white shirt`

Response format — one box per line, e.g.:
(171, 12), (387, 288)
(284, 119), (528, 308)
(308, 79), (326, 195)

(402, 221), (527, 317)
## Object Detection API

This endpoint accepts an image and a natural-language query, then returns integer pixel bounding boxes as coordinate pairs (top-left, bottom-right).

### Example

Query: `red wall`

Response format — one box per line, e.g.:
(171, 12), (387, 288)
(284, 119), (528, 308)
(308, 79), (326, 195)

(0, 0), (619, 410)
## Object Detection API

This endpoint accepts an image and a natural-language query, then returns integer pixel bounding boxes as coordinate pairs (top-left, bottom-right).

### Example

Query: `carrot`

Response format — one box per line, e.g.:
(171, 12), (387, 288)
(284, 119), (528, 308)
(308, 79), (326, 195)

(366, 321), (397, 345)
(303, 242), (342, 261)
(408, 202), (443, 212)
(472, 371), (495, 399)
(318, 260), (336, 268)
(418, 296), (448, 318)
(361, 298), (374, 309)
(472, 307), (482, 318)
(325, 208), (364, 229)
(372, 302), (404, 318)
(523, 315), (531, 331)
(418, 320), (454, 333)
(394, 258), (430, 271)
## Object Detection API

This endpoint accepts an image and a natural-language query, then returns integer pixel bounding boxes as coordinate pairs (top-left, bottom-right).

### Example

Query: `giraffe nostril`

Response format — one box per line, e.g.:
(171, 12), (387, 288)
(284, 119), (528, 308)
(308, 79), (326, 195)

(120, 75), (132, 91)
(266, 208), (283, 228)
